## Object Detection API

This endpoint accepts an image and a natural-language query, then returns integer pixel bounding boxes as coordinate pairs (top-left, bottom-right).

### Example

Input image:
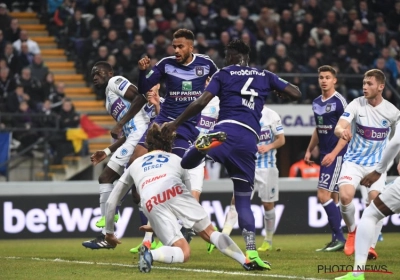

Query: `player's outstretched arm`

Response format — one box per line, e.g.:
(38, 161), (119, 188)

(162, 91), (214, 134)
(279, 84), (302, 101)
(90, 136), (126, 165)
(110, 85), (147, 139)
(334, 119), (352, 141)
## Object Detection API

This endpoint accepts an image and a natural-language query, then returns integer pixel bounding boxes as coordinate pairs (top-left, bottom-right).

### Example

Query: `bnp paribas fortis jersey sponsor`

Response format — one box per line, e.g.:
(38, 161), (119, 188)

(340, 97), (400, 166)
(312, 92), (348, 155)
(105, 76), (150, 136)
(256, 107), (284, 169)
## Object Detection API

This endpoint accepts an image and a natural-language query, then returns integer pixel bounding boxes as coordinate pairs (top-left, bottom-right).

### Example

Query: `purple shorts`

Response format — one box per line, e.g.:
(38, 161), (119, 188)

(206, 123), (258, 186)
(317, 154), (343, 192)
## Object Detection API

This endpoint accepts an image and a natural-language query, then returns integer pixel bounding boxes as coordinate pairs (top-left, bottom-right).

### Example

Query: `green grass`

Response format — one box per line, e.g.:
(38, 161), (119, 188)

(1, 234), (399, 280)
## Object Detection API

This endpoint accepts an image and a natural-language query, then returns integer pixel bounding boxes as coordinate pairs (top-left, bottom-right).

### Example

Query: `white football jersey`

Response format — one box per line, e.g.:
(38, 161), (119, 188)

(105, 76), (149, 136)
(196, 96), (220, 134)
(340, 97), (400, 166)
(126, 150), (191, 202)
(256, 106), (284, 169)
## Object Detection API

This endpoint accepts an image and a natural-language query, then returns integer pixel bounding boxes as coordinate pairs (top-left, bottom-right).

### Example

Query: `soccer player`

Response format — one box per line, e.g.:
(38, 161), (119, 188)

(305, 65), (348, 252)
(129, 28), (218, 252)
(335, 123), (400, 280)
(81, 61), (150, 249)
(162, 39), (301, 265)
(221, 106), (285, 253)
(104, 123), (270, 272)
(334, 69), (400, 258)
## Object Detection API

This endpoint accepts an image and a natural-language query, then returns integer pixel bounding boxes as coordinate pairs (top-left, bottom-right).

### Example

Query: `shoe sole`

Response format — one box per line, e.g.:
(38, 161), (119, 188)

(138, 245), (152, 273)
(196, 132), (227, 151)
(368, 250), (378, 260)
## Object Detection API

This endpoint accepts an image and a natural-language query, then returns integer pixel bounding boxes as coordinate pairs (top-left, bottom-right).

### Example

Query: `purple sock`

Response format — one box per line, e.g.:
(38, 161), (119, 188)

(181, 145), (205, 169)
(323, 199), (345, 242)
(233, 180), (255, 232)
(139, 210), (148, 226)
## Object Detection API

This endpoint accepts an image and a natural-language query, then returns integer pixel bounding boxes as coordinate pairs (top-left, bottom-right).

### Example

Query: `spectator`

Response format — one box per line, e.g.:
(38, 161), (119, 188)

(256, 7), (281, 41)
(118, 46), (135, 80)
(13, 30), (41, 55)
(1, 42), (18, 75)
(175, 9), (194, 31)
(238, 6), (257, 36)
(0, 3), (11, 33)
(301, 12), (314, 36)
(332, 0), (347, 22)
(66, 9), (89, 53)
(310, 24), (330, 48)
(130, 34), (146, 62)
(143, 43), (157, 59)
(89, 5), (108, 31)
(0, 67), (15, 101)
(227, 19), (256, 46)
(28, 54), (49, 82)
(52, 0), (75, 34)
(387, 0), (400, 32)
(350, 19), (368, 45)
(279, 9), (294, 34)
(344, 58), (364, 101)
(144, 0), (157, 18)
(300, 56), (319, 102)
(345, 9), (359, 31)
(152, 8), (170, 33)
(164, 18), (179, 40)
(292, 3), (306, 23)
(374, 57), (396, 87)
(288, 151), (320, 178)
(107, 54), (121, 76)
(292, 22), (308, 47)
(15, 67), (43, 105)
(42, 72), (57, 100)
(345, 33), (363, 61)
(375, 47), (399, 81)
(336, 46), (351, 72)
(305, 0), (323, 25)
(194, 4), (217, 39)
(162, 0), (184, 21)
(104, 29), (125, 56)
(333, 24), (349, 48)
(185, 0), (199, 19)
(119, 18), (136, 45)
(134, 6), (148, 33)
(376, 23), (392, 48)
(214, 7), (232, 37)
(110, 3), (126, 30)
(4, 18), (20, 43)
(142, 19), (160, 44)
(303, 37), (318, 62)
(272, 43), (288, 71)
(6, 85), (34, 113)
(362, 32), (380, 67)
(388, 38), (400, 58)
(119, 0), (136, 18)
(319, 35), (335, 65)
(205, 47), (224, 68)
(49, 82), (66, 112)
(99, 18), (111, 41)
(357, 0), (374, 27)
(241, 32), (257, 65)
(258, 35), (275, 66)
(216, 31), (230, 58)
(321, 10), (339, 37)
(17, 42), (34, 71)
(81, 29), (102, 67)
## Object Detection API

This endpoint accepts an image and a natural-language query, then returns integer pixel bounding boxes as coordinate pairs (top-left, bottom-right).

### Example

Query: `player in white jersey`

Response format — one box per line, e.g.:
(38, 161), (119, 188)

(335, 125), (400, 280)
(82, 61), (151, 249)
(103, 123), (270, 272)
(221, 106), (285, 252)
(334, 69), (400, 259)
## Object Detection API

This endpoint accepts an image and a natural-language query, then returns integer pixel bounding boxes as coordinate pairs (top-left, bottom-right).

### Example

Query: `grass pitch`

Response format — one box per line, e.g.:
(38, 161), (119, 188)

(1, 233), (399, 280)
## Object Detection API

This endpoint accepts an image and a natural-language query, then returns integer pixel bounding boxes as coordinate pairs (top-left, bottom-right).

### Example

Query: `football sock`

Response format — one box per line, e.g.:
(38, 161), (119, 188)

(323, 199), (345, 242)
(353, 203), (385, 277)
(180, 145), (205, 169)
(151, 246), (184, 263)
(371, 219), (383, 249)
(210, 231), (246, 265)
(264, 208), (275, 245)
(340, 201), (356, 233)
(99, 183), (113, 217)
(222, 205), (238, 235)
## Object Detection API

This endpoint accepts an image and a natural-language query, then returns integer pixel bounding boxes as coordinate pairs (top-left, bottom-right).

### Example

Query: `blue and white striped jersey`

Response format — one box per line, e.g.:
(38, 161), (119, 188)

(341, 97), (400, 166)
(256, 107), (284, 169)
(105, 76), (150, 137)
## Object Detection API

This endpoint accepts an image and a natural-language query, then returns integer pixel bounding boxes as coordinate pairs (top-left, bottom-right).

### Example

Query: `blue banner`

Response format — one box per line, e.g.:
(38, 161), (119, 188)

(0, 132), (11, 176)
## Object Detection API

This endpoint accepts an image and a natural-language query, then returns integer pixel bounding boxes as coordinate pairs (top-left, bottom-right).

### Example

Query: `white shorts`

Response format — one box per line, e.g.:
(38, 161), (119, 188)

(375, 177), (400, 214)
(108, 126), (147, 175)
(337, 161), (386, 193)
(254, 167), (279, 203)
(142, 184), (209, 246)
(188, 161), (205, 193)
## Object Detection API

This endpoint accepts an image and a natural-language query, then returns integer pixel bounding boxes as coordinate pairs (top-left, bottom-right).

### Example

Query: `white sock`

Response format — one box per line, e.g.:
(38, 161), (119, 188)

(210, 231), (246, 265)
(143, 222), (154, 243)
(222, 205), (238, 235)
(99, 183), (114, 216)
(264, 208), (275, 245)
(353, 204), (385, 277)
(340, 201), (356, 233)
(151, 246), (184, 263)
(371, 220), (383, 249)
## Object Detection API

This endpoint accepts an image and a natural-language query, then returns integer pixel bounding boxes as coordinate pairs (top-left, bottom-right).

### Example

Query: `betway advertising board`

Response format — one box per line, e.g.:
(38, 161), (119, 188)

(1, 180), (400, 239)
(267, 105), (315, 135)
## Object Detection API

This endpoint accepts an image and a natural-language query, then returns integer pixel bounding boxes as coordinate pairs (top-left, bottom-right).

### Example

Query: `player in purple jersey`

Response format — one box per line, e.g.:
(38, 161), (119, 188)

(305, 65), (348, 252)
(162, 39), (301, 268)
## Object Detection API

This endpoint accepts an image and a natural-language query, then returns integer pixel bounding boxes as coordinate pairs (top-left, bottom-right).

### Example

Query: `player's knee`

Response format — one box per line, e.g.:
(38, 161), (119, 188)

(317, 190), (331, 204)
(263, 202), (274, 211)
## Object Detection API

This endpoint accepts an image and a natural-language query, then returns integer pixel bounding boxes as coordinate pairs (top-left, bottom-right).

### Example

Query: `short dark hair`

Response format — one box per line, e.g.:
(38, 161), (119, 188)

(226, 39), (250, 55)
(94, 61), (113, 72)
(318, 65), (337, 77)
(145, 123), (175, 152)
(364, 69), (386, 84)
(173, 29), (195, 41)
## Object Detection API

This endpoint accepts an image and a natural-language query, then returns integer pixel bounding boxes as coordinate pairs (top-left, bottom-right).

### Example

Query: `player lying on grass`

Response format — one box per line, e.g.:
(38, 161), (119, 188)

(104, 123), (271, 272)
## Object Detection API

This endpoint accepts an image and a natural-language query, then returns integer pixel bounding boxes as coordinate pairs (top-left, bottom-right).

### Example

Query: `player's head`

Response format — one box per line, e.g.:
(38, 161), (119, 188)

(145, 123), (175, 152)
(318, 65), (337, 93)
(91, 61), (114, 89)
(363, 69), (386, 100)
(224, 39), (250, 66)
(172, 29), (194, 65)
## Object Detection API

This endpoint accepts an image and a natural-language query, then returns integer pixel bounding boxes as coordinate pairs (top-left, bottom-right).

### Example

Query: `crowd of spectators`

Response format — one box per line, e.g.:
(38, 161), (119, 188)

(43, 0), (400, 103)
